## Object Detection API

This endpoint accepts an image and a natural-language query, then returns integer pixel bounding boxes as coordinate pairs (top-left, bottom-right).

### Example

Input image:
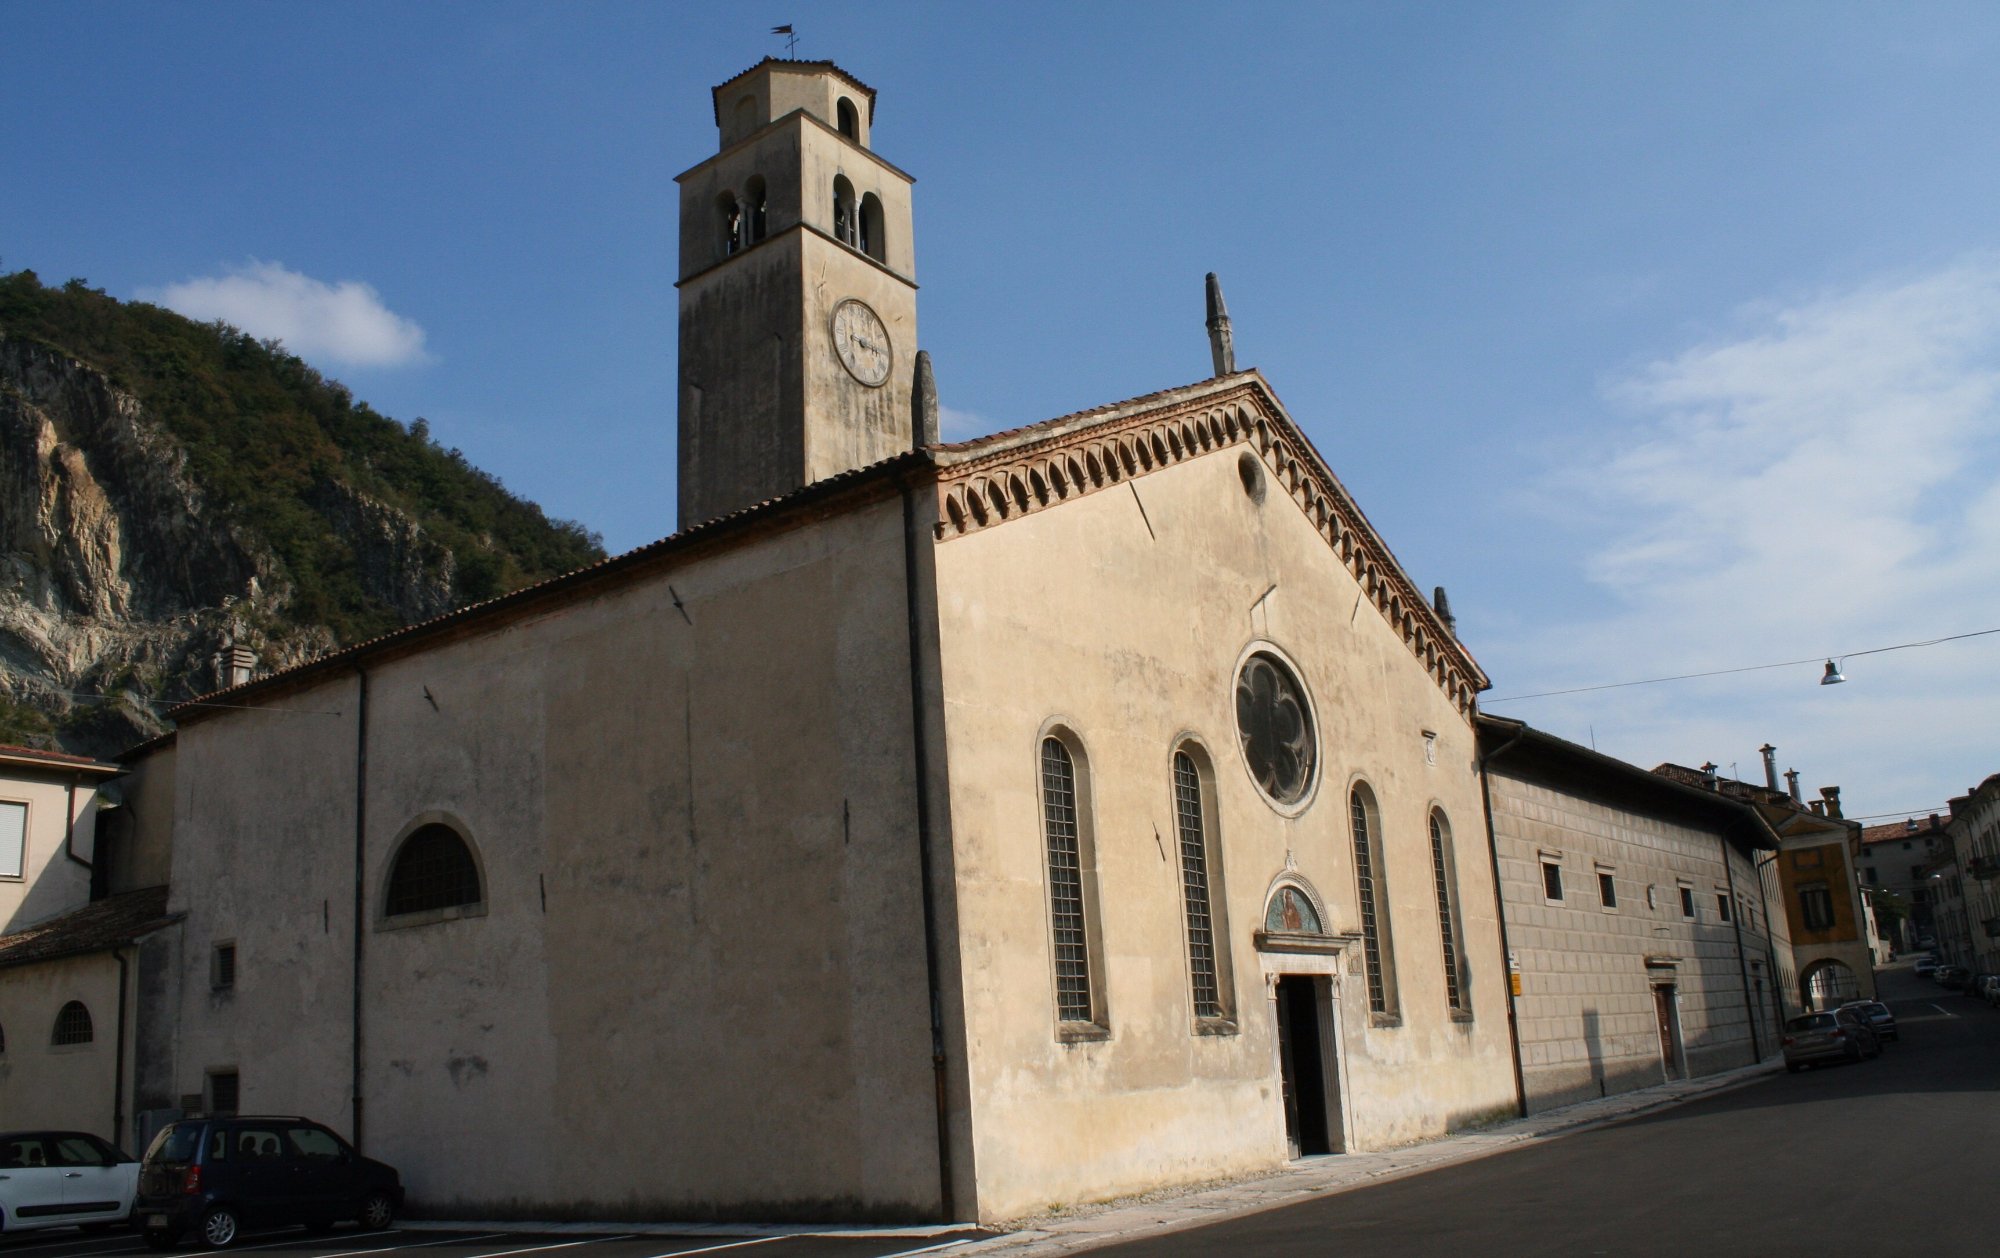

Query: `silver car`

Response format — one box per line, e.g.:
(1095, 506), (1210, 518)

(1783, 1008), (1880, 1072)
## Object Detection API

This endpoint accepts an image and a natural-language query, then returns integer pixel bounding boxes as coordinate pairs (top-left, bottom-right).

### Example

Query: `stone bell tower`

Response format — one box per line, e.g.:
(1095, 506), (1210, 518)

(675, 58), (919, 531)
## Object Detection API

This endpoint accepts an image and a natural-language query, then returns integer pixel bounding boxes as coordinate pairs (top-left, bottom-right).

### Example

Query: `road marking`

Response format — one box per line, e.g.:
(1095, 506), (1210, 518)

(1931, 1003), (1959, 1018)
(633, 1238), (787, 1258)
(876, 1241), (975, 1257)
(314, 1231), (510, 1257)
(464, 1236), (638, 1258)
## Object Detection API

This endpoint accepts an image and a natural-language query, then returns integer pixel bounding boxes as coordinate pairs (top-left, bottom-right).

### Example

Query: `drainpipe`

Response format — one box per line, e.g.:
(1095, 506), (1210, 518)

(901, 478), (956, 1222)
(1718, 832), (1761, 1061)
(351, 666), (369, 1150)
(114, 946), (130, 1148)
(1475, 720), (1529, 1118)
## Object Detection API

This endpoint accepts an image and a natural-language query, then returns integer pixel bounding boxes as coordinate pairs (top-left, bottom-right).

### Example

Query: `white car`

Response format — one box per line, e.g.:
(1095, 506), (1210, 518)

(0, 1131), (138, 1235)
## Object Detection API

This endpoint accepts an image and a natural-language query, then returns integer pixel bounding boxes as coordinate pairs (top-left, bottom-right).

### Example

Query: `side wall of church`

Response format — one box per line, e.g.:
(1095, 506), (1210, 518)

(0, 950), (128, 1140)
(931, 442), (1516, 1220)
(159, 497), (946, 1220)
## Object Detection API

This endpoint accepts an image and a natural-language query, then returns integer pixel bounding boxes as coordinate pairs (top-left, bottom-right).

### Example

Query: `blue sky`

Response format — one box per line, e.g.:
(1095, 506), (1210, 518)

(8, 2), (1999, 825)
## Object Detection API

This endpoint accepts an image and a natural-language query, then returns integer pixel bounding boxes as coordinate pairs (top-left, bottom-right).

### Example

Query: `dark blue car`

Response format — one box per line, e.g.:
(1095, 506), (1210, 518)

(133, 1116), (402, 1249)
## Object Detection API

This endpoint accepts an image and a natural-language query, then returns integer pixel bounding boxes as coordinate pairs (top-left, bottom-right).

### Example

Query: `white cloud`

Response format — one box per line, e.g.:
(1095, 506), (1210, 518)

(1488, 255), (2000, 816)
(939, 404), (989, 441)
(140, 261), (429, 368)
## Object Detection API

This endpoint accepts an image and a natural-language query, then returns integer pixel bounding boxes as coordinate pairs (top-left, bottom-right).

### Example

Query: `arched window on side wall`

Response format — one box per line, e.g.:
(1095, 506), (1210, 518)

(52, 1001), (93, 1046)
(836, 96), (859, 139)
(859, 193), (886, 262)
(1350, 783), (1400, 1020)
(1172, 744), (1233, 1024)
(385, 823), (483, 919)
(831, 176), (858, 248)
(733, 94), (758, 140)
(1429, 809), (1470, 1016)
(1040, 732), (1106, 1034)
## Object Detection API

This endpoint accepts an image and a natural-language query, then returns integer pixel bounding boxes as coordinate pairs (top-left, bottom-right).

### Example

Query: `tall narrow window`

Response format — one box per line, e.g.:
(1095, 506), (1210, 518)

(0, 800), (24, 879)
(1174, 751), (1222, 1020)
(1428, 810), (1468, 1015)
(1350, 785), (1399, 1019)
(743, 175), (768, 244)
(1041, 738), (1094, 1024)
(859, 192), (886, 261)
(832, 176), (858, 248)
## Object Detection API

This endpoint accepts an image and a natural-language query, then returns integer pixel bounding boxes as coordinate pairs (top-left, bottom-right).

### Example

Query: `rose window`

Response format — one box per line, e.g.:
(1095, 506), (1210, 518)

(1234, 651), (1316, 806)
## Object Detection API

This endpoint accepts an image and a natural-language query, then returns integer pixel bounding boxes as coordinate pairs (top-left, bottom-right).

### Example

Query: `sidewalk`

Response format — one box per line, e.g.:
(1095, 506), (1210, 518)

(958, 1056), (1786, 1256)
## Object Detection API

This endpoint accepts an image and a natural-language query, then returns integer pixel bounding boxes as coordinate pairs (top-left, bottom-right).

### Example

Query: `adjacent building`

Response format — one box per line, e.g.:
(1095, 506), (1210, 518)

(1933, 774), (2000, 974)
(1479, 718), (1789, 1112)
(1858, 812), (1950, 951)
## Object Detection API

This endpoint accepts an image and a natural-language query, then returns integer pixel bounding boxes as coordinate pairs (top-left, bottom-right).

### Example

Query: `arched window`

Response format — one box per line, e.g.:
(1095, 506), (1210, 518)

(717, 191), (742, 257)
(836, 96), (859, 140)
(1429, 809), (1469, 1015)
(732, 94), (758, 140)
(1040, 733), (1105, 1032)
(859, 192), (886, 261)
(1350, 784), (1399, 1019)
(52, 1000), (93, 1046)
(743, 175), (768, 244)
(1172, 745), (1232, 1023)
(831, 176), (858, 248)
(385, 823), (483, 918)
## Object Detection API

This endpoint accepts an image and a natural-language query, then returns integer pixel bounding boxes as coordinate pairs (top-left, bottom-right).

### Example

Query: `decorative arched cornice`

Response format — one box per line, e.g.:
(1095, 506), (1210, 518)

(926, 373), (1487, 716)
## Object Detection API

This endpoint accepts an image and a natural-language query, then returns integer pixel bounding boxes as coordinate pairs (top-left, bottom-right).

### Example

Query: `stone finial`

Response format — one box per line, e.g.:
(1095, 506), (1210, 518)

(1205, 273), (1235, 377)
(912, 350), (939, 448)
(1432, 585), (1456, 636)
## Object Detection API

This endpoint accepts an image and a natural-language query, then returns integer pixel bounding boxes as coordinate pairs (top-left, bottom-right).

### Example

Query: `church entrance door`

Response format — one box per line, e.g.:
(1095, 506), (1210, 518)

(1275, 975), (1336, 1157)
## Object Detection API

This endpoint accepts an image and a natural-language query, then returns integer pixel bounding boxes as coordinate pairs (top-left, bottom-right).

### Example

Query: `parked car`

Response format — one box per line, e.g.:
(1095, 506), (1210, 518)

(0, 1131), (138, 1236)
(1840, 999), (1899, 1042)
(1782, 1008), (1880, 1072)
(1914, 956), (1939, 976)
(1977, 974), (2000, 1006)
(133, 1115), (402, 1249)
(1936, 966), (1971, 990)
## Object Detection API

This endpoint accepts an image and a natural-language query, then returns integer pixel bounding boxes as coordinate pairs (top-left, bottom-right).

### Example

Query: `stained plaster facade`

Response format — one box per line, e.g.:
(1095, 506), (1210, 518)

(1944, 775), (2000, 973)
(1479, 721), (1789, 1113)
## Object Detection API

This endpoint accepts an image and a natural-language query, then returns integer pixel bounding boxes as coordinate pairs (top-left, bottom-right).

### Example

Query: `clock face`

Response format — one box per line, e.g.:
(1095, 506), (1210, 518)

(831, 298), (892, 387)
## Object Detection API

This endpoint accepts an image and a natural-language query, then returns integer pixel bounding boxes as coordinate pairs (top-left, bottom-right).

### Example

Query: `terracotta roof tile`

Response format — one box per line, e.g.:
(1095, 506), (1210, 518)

(0, 887), (176, 969)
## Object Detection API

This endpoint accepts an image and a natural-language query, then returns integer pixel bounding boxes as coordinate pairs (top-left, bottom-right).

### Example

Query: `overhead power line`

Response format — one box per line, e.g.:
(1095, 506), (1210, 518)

(1483, 626), (2000, 704)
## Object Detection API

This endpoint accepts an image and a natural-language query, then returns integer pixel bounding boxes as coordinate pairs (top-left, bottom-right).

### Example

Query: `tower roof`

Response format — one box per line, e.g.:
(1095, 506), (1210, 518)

(711, 57), (877, 125)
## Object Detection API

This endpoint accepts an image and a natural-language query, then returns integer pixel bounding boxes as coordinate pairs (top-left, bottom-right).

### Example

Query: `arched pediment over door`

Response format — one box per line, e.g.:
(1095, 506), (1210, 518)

(1254, 873), (1359, 956)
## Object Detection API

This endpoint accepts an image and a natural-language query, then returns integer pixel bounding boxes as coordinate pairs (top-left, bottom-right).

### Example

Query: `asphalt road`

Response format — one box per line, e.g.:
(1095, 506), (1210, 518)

(1088, 959), (2000, 1257)
(0, 1228), (986, 1258)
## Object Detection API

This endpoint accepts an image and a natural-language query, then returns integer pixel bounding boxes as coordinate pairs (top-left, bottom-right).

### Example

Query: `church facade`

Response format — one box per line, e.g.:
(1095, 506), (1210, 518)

(117, 59), (1518, 1224)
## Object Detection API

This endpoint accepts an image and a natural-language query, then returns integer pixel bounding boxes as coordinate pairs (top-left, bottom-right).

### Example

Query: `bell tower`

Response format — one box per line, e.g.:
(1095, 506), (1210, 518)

(675, 59), (919, 530)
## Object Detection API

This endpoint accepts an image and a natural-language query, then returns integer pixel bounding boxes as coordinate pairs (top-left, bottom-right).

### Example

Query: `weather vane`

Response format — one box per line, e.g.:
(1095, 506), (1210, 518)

(771, 24), (798, 58)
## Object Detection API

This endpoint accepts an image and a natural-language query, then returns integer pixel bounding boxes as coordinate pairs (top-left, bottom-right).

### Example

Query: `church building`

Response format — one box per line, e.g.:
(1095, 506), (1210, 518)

(114, 58), (1519, 1224)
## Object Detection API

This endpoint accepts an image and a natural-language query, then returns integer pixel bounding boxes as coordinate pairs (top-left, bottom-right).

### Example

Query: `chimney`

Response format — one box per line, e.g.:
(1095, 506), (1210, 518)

(1784, 768), (1802, 803)
(223, 645), (256, 689)
(1906, 818), (1919, 832)
(1432, 586), (1456, 637)
(1205, 273), (1236, 377)
(1808, 800), (1826, 816)
(911, 350), (940, 448)
(1929, 813), (1943, 830)
(1820, 786), (1842, 820)
(1759, 744), (1778, 791)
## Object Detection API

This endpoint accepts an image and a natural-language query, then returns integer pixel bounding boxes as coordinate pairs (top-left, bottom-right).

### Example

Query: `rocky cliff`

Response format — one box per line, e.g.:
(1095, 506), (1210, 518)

(0, 272), (605, 756)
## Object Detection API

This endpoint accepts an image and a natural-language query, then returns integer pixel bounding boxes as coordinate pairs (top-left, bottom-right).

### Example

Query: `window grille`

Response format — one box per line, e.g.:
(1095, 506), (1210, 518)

(52, 1000), (93, 1046)
(213, 942), (236, 990)
(1597, 871), (1617, 908)
(1351, 788), (1392, 1015)
(209, 1070), (240, 1115)
(386, 824), (482, 917)
(1542, 861), (1564, 901)
(1679, 885), (1696, 918)
(1717, 892), (1732, 922)
(1040, 739), (1093, 1022)
(1174, 752), (1222, 1020)
(1429, 811), (1466, 1013)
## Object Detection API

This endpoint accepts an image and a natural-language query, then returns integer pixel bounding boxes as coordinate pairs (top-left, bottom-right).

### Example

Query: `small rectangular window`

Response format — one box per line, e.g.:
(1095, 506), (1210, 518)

(208, 1070), (240, 1115)
(1679, 885), (1695, 918)
(212, 942), (236, 991)
(1716, 892), (1732, 922)
(0, 800), (25, 879)
(1597, 871), (1617, 909)
(1542, 861), (1564, 901)
(1863, 866), (1877, 884)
